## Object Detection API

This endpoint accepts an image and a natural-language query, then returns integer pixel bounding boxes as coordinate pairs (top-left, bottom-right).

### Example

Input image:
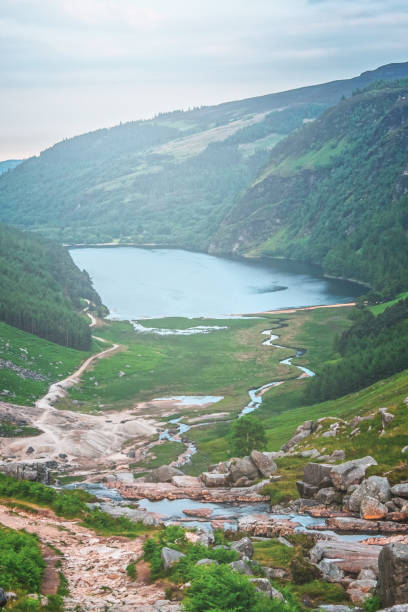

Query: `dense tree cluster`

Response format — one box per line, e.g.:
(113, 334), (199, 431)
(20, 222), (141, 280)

(215, 79), (408, 294)
(304, 298), (408, 403)
(0, 224), (101, 349)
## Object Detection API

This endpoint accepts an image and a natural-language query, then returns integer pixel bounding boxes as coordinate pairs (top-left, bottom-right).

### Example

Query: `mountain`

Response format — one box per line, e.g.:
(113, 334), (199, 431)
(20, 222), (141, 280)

(1, 62), (408, 251)
(212, 79), (408, 295)
(0, 224), (101, 349)
(0, 160), (23, 175)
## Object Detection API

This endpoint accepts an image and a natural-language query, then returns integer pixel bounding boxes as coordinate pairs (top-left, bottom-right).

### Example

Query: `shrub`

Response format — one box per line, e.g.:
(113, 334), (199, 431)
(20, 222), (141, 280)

(289, 549), (320, 585)
(0, 527), (45, 592)
(126, 562), (137, 580)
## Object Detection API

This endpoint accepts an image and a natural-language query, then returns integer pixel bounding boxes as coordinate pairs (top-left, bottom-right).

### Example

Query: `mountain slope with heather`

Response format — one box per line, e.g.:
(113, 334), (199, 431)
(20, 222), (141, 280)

(1, 62), (408, 250)
(213, 79), (408, 294)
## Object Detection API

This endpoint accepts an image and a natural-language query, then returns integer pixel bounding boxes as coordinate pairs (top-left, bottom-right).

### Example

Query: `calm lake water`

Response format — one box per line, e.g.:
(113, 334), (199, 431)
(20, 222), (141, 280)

(70, 247), (363, 319)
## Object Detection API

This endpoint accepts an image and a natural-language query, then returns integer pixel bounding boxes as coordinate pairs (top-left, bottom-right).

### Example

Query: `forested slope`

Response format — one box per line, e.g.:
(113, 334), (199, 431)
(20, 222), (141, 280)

(213, 80), (408, 294)
(0, 62), (407, 249)
(0, 225), (101, 349)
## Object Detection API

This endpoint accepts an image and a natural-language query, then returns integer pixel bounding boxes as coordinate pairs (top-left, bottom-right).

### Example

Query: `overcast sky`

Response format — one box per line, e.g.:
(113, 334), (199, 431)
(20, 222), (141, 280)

(1, 0), (408, 159)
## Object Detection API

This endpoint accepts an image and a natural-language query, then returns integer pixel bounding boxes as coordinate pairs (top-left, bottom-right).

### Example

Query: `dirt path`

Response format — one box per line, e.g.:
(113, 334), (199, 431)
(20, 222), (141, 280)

(0, 504), (163, 610)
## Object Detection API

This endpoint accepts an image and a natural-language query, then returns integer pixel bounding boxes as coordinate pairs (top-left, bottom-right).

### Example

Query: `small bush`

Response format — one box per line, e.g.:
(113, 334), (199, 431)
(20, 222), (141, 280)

(363, 595), (381, 612)
(289, 549), (320, 585)
(126, 562), (137, 580)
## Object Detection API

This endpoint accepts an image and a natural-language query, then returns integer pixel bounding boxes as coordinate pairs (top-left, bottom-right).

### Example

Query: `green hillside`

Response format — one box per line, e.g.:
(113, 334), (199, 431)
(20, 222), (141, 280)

(0, 224), (101, 349)
(1, 62), (408, 250)
(214, 79), (408, 294)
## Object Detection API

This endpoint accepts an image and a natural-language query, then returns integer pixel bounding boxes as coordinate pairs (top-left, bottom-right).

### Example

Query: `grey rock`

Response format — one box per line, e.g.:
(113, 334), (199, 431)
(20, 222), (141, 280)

(263, 567), (287, 579)
(315, 487), (343, 506)
(200, 472), (230, 487)
(393, 497), (408, 508)
(331, 449), (346, 460)
(250, 579), (284, 601)
(358, 568), (377, 581)
(330, 456), (377, 491)
(391, 484), (408, 499)
(0, 459), (56, 484)
(378, 543), (408, 606)
(161, 547), (186, 570)
(229, 560), (253, 575)
(300, 449), (320, 458)
(319, 606), (353, 612)
(250, 450), (277, 477)
(233, 476), (255, 487)
(303, 462), (333, 487)
(360, 496), (388, 520)
(296, 481), (319, 498)
(151, 465), (184, 483)
(379, 606), (408, 612)
(281, 420), (315, 452)
(318, 559), (345, 582)
(230, 537), (253, 559)
(277, 536), (293, 547)
(379, 408), (395, 428)
(195, 558), (218, 566)
(349, 476), (391, 512)
(229, 457), (259, 484)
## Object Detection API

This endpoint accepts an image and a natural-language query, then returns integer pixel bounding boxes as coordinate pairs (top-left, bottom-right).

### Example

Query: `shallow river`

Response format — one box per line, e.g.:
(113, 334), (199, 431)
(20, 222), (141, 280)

(70, 247), (363, 319)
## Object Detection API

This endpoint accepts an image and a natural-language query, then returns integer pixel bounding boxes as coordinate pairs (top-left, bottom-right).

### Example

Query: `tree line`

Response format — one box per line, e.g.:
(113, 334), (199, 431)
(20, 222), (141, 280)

(0, 224), (101, 349)
(304, 298), (408, 403)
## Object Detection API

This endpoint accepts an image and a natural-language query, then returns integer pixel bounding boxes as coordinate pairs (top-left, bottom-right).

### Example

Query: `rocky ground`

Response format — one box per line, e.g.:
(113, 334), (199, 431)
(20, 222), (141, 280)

(0, 503), (166, 611)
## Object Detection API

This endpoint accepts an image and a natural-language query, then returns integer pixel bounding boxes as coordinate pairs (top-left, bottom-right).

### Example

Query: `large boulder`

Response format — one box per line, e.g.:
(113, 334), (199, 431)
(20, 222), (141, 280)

(315, 487), (343, 506)
(391, 484), (408, 499)
(250, 450), (277, 478)
(318, 559), (344, 582)
(330, 457), (377, 491)
(200, 472), (230, 487)
(349, 476), (391, 512)
(229, 457), (259, 485)
(296, 481), (319, 498)
(230, 537), (253, 559)
(303, 463), (333, 487)
(378, 543), (408, 607)
(360, 496), (388, 520)
(161, 547), (185, 570)
(150, 466), (184, 483)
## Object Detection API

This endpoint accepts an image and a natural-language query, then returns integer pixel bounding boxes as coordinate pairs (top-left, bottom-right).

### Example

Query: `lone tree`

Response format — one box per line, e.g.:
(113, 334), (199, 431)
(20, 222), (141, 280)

(229, 415), (267, 456)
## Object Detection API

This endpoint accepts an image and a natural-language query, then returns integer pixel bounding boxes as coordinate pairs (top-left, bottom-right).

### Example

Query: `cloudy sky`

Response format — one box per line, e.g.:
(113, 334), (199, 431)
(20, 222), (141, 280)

(1, 0), (408, 159)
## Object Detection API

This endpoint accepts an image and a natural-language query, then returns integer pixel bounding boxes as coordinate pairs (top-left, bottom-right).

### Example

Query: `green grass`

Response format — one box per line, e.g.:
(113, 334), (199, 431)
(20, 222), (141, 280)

(370, 291), (408, 315)
(67, 316), (299, 412)
(0, 420), (42, 437)
(132, 441), (186, 469)
(0, 322), (102, 405)
(252, 540), (295, 568)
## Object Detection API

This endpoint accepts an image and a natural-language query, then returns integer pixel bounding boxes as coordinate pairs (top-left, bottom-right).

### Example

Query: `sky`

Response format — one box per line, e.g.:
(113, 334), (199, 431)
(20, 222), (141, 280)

(1, 0), (408, 160)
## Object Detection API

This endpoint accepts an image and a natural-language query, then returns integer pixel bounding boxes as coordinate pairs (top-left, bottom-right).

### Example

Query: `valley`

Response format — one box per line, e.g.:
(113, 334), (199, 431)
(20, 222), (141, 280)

(1, 60), (408, 611)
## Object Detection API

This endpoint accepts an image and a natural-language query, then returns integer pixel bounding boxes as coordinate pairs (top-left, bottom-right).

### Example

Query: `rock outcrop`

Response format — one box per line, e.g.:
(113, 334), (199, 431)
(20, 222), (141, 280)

(202, 450), (278, 487)
(330, 456), (377, 491)
(0, 459), (57, 484)
(378, 543), (408, 607)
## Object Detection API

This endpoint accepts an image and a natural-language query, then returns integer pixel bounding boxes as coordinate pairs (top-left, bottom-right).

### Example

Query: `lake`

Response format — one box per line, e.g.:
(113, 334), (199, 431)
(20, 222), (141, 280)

(70, 247), (363, 319)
